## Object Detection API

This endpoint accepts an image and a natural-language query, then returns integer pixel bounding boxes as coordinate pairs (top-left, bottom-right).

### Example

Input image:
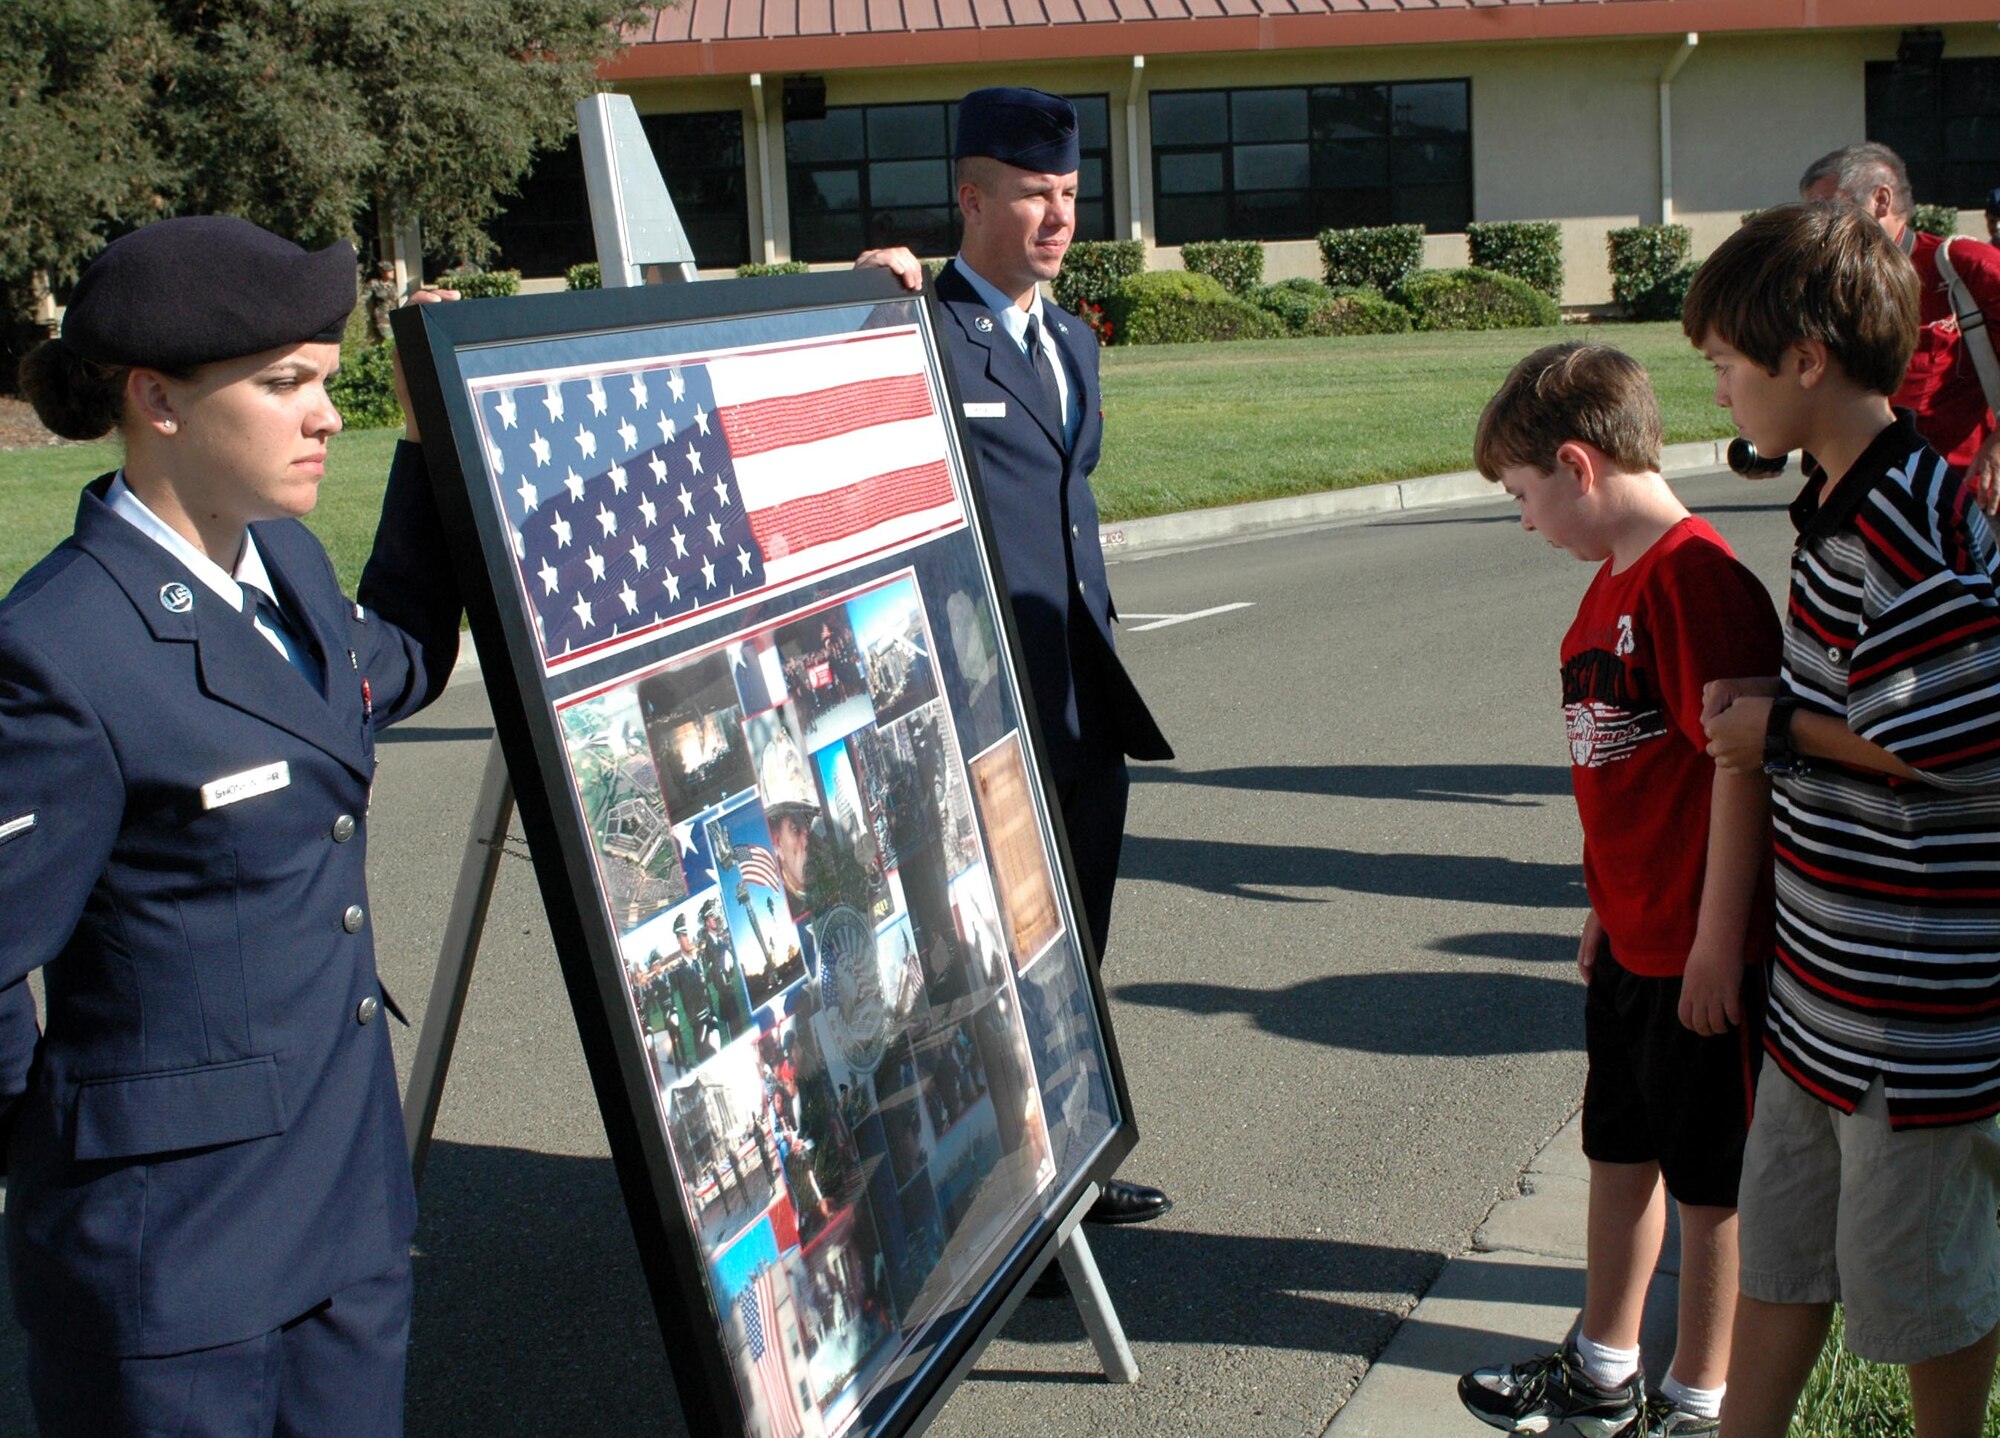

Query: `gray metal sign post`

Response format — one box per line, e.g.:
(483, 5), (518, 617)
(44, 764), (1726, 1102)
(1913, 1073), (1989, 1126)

(396, 93), (1137, 1414)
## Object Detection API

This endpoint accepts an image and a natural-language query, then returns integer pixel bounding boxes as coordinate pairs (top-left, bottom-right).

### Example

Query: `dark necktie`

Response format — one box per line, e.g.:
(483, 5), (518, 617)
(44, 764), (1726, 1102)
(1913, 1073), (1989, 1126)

(249, 588), (323, 693)
(1023, 314), (1066, 443)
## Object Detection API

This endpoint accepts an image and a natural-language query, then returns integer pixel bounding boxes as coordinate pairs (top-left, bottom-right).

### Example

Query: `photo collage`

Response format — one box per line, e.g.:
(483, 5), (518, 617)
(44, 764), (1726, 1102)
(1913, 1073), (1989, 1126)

(556, 569), (1065, 1438)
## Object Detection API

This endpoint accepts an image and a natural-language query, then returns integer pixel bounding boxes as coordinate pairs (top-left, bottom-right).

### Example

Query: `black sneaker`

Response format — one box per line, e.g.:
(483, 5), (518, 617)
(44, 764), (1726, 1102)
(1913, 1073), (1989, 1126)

(1614, 1395), (1719, 1438)
(1457, 1339), (1643, 1438)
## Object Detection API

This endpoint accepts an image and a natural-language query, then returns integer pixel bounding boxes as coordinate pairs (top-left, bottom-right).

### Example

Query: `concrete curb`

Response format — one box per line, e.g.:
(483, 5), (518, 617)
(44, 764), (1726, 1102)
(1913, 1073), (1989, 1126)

(1100, 439), (1730, 564)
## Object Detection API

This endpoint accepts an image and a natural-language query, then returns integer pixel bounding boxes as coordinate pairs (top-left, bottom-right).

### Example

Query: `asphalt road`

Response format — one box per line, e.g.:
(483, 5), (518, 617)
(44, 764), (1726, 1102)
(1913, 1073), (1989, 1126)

(0, 466), (1802, 1435)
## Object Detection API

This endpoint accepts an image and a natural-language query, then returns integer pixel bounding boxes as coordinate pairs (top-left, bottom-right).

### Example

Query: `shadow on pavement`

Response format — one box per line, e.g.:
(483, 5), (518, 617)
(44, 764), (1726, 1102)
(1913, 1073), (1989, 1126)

(1120, 834), (1586, 908)
(1131, 762), (1568, 808)
(1114, 970), (1583, 1057)
(1428, 930), (1576, 964)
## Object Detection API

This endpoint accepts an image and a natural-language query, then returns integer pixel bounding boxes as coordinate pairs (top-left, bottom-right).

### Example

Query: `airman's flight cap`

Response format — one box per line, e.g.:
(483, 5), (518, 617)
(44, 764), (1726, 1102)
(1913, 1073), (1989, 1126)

(63, 216), (357, 370)
(954, 87), (1080, 175)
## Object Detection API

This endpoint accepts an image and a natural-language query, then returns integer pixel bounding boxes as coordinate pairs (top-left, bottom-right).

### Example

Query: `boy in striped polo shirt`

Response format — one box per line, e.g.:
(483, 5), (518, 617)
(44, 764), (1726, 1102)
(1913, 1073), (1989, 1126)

(1692, 202), (2000, 1438)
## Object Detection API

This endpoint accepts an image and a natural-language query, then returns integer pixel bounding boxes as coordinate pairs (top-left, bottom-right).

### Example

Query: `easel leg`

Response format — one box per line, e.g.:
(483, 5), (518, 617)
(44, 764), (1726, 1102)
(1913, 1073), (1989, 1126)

(1058, 1221), (1139, 1384)
(403, 739), (515, 1191)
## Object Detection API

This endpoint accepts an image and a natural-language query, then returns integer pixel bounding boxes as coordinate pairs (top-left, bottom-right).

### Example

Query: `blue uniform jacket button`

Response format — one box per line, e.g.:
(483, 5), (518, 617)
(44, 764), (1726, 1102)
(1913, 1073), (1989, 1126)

(357, 995), (379, 1025)
(332, 814), (356, 842)
(342, 904), (365, 933)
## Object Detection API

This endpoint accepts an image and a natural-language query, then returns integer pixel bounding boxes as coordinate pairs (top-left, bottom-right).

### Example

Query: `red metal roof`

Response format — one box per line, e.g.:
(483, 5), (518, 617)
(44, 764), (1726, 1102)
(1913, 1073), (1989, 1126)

(607, 0), (2000, 79)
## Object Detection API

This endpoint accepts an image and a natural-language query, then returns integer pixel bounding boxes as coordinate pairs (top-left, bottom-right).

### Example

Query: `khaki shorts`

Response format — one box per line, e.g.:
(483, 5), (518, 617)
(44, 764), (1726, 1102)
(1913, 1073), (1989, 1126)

(1738, 1065), (2000, 1364)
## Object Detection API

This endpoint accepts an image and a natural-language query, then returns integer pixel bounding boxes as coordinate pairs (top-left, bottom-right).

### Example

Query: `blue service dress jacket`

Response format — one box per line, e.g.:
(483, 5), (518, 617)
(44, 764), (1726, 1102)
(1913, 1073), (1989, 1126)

(932, 260), (1171, 788)
(0, 441), (460, 1358)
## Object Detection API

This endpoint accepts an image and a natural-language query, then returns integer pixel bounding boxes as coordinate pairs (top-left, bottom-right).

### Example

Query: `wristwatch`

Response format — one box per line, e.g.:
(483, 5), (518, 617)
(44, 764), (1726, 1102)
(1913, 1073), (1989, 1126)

(1763, 696), (1805, 777)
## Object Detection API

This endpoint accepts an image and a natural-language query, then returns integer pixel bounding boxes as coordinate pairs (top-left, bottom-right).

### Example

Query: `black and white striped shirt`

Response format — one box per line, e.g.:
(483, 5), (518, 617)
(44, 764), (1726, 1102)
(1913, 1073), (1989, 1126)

(1770, 411), (2000, 1128)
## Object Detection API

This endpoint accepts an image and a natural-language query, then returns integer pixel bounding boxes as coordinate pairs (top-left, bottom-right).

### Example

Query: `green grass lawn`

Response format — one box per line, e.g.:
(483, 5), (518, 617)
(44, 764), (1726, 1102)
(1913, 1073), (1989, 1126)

(0, 321), (1726, 595)
(1790, 1309), (2000, 1437)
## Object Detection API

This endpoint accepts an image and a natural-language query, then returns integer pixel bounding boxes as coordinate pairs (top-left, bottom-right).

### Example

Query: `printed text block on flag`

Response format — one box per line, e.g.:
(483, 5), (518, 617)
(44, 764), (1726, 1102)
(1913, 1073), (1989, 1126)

(467, 327), (965, 676)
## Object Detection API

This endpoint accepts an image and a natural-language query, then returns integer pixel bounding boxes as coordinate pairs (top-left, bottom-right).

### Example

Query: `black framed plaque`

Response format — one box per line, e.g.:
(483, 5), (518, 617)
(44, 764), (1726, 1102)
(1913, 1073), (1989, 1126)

(393, 271), (1137, 1438)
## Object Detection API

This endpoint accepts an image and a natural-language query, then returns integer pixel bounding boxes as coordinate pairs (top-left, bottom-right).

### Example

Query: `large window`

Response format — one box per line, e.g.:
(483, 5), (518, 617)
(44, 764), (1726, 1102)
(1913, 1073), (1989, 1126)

(1150, 81), (1470, 244)
(486, 111), (751, 277)
(784, 96), (1112, 262)
(1867, 56), (2000, 210)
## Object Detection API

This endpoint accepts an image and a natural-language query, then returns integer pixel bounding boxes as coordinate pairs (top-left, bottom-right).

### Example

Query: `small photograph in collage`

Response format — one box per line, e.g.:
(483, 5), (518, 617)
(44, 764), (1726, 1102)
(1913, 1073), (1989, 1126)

(665, 1037), (793, 1254)
(849, 576), (939, 730)
(706, 796), (808, 1008)
(638, 651), (757, 822)
(967, 734), (1064, 972)
(711, 1214), (813, 1438)
(622, 890), (757, 1091)
(727, 630), (788, 719)
(795, 1198), (898, 1414)
(775, 604), (875, 753)
(558, 686), (686, 933)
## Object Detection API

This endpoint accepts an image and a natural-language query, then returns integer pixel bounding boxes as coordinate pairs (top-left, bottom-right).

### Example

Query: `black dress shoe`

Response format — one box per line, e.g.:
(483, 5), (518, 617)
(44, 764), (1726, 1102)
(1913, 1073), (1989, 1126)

(1085, 1178), (1172, 1226)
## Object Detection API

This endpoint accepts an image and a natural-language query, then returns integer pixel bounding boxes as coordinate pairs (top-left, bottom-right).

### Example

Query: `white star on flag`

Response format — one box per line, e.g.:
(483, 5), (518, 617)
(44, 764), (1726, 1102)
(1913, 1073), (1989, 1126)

(596, 503), (618, 538)
(677, 484), (694, 516)
(701, 556), (716, 589)
(618, 418), (638, 451)
(712, 476), (730, 507)
(673, 819), (697, 858)
(585, 547), (607, 581)
(511, 527), (524, 559)
(487, 441), (504, 473)
(656, 411), (675, 446)
(737, 544), (754, 575)
(495, 392), (518, 428)
(572, 595), (593, 628)
(669, 370), (686, 403)
(564, 469), (586, 502)
(649, 455), (668, 485)
(686, 442), (704, 476)
(516, 477), (537, 512)
(638, 495), (657, 526)
(618, 582), (639, 615)
(539, 559), (559, 595)
(588, 378), (608, 416)
(706, 516), (724, 548)
(670, 525), (688, 559)
(550, 512), (572, 548)
(574, 423), (597, 460)
(609, 462), (628, 493)
(542, 384), (564, 422)
(529, 432), (551, 467)
(663, 569), (681, 602)
(629, 373), (648, 408)
(629, 538), (649, 571)
(693, 404), (711, 437)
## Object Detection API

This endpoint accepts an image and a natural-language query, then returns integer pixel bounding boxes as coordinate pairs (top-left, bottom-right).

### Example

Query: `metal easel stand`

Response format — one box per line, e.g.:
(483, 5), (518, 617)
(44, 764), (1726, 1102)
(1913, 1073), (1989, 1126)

(397, 739), (1138, 1383)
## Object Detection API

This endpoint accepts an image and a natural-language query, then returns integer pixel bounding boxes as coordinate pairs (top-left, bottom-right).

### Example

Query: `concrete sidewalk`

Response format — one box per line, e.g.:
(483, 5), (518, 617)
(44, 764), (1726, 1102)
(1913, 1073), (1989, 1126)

(1328, 1109), (1687, 1437)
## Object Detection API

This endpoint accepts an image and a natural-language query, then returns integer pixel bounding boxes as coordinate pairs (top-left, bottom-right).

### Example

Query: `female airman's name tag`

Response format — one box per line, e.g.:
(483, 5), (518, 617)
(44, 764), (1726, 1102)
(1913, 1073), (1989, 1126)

(200, 762), (292, 811)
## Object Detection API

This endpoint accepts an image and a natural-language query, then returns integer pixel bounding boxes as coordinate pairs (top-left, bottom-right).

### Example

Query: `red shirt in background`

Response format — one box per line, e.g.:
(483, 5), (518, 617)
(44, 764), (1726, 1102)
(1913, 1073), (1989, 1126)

(1561, 517), (1782, 977)
(1901, 230), (2000, 470)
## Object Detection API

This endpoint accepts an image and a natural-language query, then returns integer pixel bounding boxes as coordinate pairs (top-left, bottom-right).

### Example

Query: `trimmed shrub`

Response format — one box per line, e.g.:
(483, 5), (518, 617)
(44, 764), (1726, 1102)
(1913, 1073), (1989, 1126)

(1306, 289), (1414, 336)
(1466, 221), (1563, 299)
(1251, 279), (1334, 333)
(1055, 239), (1146, 312)
(1399, 267), (1560, 331)
(328, 341), (402, 430)
(1180, 239), (1265, 296)
(1104, 271), (1284, 345)
(1318, 224), (1425, 295)
(434, 267), (521, 299)
(737, 260), (810, 277)
(566, 262), (601, 290)
(1631, 261), (1698, 322)
(1911, 203), (1961, 237)
(1607, 224), (1691, 312)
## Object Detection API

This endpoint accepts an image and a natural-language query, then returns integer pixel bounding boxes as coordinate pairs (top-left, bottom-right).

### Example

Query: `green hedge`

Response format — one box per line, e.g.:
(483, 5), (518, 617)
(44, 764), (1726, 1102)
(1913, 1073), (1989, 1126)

(1104, 271), (1283, 345)
(1308, 288), (1414, 336)
(1252, 279), (1333, 333)
(434, 267), (521, 299)
(1318, 224), (1425, 295)
(1180, 240), (1264, 296)
(328, 341), (402, 430)
(1911, 203), (1960, 237)
(1399, 267), (1560, 331)
(1466, 221), (1563, 299)
(737, 261), (810, 278)
(1607, 224), (1691, 315)
(566, 262), (601, 290)
(1055, 239), (1146, 312)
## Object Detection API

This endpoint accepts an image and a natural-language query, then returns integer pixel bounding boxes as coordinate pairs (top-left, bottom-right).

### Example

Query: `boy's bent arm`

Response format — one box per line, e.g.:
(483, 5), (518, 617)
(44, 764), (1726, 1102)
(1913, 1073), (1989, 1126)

(1704, 695), (1922, 780)
(1679, 764), (1769, 1036)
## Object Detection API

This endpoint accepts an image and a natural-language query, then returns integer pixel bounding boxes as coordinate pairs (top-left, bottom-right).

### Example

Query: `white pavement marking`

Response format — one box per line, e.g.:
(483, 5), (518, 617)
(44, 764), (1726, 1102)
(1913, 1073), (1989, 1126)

(1122, 602), (1255, 632)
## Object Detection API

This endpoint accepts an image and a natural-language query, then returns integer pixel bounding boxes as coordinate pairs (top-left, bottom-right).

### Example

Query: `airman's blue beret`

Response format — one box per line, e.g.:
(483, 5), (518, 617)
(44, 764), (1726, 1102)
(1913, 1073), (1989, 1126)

(62, 217), (357, 371)
(954, 87), (1080, 176)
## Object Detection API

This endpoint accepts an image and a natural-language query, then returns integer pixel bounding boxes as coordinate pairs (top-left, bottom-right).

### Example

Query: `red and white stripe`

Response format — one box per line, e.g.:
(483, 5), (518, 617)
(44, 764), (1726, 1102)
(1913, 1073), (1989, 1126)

(751, 1266), (804, 1438)
(738, 844), (783, 896)
(710, 330), (960, 588)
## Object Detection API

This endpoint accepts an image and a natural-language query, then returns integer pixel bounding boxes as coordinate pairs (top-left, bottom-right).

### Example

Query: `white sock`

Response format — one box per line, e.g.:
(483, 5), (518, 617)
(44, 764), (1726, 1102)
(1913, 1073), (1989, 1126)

(1660, 1373), (1724, 1419)
(1573, 1331), (1640, 1390)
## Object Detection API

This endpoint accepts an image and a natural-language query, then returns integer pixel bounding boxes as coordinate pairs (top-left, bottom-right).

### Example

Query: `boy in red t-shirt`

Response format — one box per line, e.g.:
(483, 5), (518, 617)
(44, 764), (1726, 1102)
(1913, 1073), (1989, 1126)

(1457, 343), (1782, 1438)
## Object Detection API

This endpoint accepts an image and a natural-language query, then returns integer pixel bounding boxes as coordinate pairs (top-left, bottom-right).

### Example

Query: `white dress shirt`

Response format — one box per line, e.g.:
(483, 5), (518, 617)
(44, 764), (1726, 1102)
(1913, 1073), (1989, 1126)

(953, 257), (1079, 448)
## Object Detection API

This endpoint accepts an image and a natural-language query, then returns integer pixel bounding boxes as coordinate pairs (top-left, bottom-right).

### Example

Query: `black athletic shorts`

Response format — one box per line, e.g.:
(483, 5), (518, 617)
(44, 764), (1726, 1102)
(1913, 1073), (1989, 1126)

(1580, 943), (1763, 1209)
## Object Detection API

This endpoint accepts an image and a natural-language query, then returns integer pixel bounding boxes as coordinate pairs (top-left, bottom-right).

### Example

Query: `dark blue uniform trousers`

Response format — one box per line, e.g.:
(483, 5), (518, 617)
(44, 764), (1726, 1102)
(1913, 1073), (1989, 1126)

(26, 1260), (411, 1438)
